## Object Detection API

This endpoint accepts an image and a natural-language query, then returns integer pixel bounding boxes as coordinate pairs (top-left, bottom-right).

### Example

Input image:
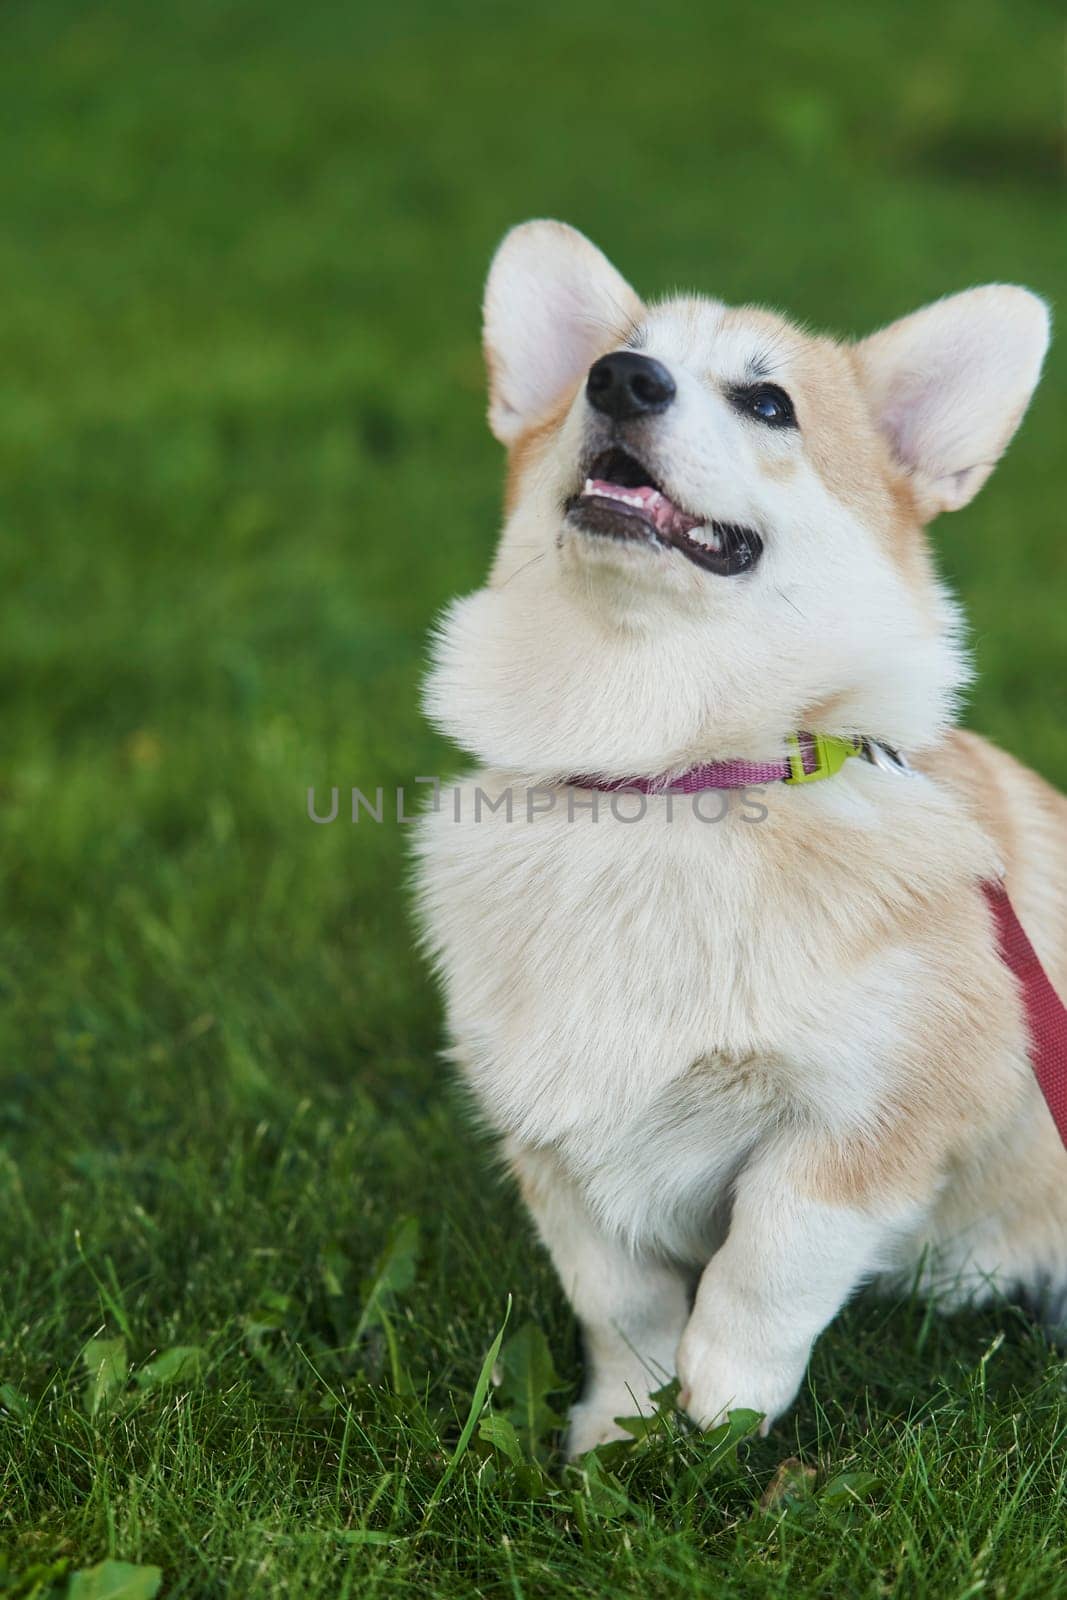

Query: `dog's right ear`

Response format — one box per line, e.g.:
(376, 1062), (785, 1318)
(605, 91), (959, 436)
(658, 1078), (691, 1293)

(483, 221), (643, 446)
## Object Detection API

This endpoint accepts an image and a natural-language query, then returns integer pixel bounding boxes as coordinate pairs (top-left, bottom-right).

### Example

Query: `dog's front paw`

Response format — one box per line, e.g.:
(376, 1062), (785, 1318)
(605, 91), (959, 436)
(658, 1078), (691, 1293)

(564, 1397), (636, 1459)
(676, 1325), (805, 1437)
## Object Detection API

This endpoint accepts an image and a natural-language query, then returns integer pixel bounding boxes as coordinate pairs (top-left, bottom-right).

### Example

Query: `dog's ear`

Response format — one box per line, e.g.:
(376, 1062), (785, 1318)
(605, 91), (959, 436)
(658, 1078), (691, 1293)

(853, 286), (1050, 518)
(483, 221), (643, 445)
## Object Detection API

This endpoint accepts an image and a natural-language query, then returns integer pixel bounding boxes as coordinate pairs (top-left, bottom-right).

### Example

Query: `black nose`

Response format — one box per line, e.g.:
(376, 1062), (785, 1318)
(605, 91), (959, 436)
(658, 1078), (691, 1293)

(586, 352), (676, 420)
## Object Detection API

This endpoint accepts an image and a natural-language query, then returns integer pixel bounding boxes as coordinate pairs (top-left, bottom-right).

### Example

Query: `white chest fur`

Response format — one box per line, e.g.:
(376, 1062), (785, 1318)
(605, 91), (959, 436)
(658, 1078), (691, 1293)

(414, 766), (992, 1260)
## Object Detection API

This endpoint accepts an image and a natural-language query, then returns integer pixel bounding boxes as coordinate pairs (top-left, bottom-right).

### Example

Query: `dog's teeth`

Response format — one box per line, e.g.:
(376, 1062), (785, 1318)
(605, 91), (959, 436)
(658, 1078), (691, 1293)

(581, 481), (652, 508)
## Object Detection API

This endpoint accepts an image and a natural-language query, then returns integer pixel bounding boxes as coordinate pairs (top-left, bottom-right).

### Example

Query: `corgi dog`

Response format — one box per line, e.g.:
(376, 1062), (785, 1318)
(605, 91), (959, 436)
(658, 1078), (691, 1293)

(414, 221), (1066, 1456)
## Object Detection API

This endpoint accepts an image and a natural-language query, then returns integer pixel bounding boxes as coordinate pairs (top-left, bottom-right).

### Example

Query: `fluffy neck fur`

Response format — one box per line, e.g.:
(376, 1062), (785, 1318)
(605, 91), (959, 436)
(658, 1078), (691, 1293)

(425, 540), (969, 782)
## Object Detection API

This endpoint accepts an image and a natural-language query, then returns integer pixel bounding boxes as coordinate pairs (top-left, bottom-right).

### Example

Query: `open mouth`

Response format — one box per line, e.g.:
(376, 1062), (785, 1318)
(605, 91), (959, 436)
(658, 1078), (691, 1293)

(564, 448), (763, 577)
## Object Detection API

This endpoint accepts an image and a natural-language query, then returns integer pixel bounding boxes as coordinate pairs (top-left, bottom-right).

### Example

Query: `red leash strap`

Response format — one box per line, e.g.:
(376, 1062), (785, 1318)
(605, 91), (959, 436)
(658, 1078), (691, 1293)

(983, 882), (1067, 1147)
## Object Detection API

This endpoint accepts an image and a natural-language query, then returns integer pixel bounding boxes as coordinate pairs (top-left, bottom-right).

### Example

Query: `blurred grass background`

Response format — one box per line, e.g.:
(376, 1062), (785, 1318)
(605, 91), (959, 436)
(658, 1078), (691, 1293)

(0, 0), (1063, 1594)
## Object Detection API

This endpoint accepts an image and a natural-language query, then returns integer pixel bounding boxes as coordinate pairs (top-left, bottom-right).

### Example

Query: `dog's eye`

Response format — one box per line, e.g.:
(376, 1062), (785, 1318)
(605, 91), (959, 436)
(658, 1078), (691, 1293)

(731, 383), (797, 430)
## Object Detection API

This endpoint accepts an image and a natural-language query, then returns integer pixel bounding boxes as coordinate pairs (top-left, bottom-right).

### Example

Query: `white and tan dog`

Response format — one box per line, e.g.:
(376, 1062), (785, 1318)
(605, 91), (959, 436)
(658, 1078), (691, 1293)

(415, 221), (1067, 1455)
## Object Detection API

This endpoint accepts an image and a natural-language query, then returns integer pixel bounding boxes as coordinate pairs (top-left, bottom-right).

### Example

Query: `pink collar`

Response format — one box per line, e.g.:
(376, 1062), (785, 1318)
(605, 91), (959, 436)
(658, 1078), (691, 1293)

(569, 733), (910, 793)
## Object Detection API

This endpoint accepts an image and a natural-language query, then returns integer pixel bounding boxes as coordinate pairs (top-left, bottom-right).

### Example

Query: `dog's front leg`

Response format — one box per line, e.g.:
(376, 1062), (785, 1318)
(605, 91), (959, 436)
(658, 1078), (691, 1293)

(510, 1146), (692, 1458)
(677, 1137), (920, 1435)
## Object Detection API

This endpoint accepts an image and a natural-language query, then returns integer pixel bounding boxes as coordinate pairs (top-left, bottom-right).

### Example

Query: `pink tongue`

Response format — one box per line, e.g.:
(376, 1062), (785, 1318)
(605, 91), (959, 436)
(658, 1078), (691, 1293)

(588, 479), (702, 538)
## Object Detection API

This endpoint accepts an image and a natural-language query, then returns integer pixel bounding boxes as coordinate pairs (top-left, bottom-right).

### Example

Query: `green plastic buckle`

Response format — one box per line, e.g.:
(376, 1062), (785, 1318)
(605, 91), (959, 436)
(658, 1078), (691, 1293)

(783, 733), (863, 785)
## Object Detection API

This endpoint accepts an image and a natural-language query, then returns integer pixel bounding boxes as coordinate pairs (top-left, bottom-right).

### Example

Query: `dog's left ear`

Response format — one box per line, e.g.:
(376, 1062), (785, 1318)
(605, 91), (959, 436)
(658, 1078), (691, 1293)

(483, 220), (644, 445)
(854, 286), (1050, 518)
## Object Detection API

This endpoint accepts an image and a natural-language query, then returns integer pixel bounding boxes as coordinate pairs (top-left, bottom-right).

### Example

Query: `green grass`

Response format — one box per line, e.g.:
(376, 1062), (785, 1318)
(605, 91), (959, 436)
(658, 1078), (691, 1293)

(0, 0), (1064, 1594)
